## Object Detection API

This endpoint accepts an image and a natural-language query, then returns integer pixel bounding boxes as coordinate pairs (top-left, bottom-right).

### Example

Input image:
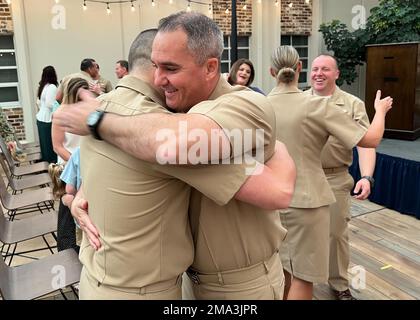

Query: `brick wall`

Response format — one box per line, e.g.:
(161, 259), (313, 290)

(0, 0), (13, 34)
(0, 1), (25, 140)
(3, 108), (25, 140)
(281, 0), (312, 35)
(212, 0), (252, 36)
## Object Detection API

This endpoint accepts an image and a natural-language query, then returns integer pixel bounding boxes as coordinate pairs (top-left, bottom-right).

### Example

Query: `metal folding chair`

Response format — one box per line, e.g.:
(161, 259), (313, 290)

(0, 206), (58, 265)
(0, 155), (51, 194)
(0, 136), (48, 177)
(0, 248), (82, 300)
(0, 174), (54, 220)
(13, 131), (40, 150)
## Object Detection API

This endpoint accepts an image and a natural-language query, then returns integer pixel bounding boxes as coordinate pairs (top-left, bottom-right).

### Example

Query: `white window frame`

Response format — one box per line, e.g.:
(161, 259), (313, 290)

(0, 42), (20, 108)
(281, 35), (309, 88)
(221, 35), (250, 73)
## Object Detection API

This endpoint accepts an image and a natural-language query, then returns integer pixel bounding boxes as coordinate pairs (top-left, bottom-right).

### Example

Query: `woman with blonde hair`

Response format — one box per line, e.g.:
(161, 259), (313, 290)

(267, 45), (393, 300)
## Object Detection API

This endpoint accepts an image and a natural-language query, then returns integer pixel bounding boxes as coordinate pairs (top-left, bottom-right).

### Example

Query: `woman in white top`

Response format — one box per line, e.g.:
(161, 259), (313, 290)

(36, 66), (58, 163)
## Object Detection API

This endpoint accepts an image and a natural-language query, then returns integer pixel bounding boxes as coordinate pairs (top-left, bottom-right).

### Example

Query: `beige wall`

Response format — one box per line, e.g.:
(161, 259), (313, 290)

(12, 0), (209, 141)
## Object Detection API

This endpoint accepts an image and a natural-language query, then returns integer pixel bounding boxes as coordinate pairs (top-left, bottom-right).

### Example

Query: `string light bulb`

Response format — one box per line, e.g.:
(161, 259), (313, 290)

(6, 0), (11, 5)
(208, 3), (212, 14)
(242, 3), (247, 10)
(257, 0), (261, 3)
(55, 0), (59, 3)
(131, 1), (135, 11)
(225, 7), (229, 14)
(106, 2), (111, 14)
(288, 2), (293, 8)
(83, 0), (87, 10)
(169, 0), (173, 4)
(274, 1), (279, 6)
(151, 0), (155, 7)
(186, 1), (191, 12)
(305, 0), (310, 3)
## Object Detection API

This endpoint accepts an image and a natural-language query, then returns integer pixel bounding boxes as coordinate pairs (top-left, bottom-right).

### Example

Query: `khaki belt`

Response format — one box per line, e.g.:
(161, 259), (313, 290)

(323, 166), (348, 174)
(92, 274), (180, 295)
(187, 250), (279, 286)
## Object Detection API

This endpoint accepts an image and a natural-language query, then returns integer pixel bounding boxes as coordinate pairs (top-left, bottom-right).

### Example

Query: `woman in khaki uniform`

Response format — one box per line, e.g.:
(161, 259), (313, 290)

(267, 46), (393, 300)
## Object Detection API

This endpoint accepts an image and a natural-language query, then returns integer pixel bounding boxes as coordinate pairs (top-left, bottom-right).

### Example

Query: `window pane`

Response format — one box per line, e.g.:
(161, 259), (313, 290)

(222, 50), (229, 61)
(238, 49), (249, 59)
(0, 87), (18, 102)
(296, 47), (308, 58)
(221, 63), (230, 74)
(0, 36), (14, 50)
(281, 36), (291, 45)
(301, 58), (308, 70)
(298, 72), (307, 84)
(0, 52), (16, 67)
(238, 36), (249, 47)
(292, 36), (308, 46)
(0, 69), (18, 82)
(223, 36), (229, 47)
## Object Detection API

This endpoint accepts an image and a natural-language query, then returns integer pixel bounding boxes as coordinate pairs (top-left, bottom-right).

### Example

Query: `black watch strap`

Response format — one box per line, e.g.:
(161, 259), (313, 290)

(361, 175), (375, 189)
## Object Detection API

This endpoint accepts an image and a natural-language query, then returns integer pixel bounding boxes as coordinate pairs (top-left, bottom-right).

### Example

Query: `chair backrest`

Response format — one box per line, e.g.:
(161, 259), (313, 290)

(0, 205), (7, 243)
(0, 153), (13, 181)
(0, 171), (11, 205)
(0, 136), (16, 169)
(0, 249), (82, 300)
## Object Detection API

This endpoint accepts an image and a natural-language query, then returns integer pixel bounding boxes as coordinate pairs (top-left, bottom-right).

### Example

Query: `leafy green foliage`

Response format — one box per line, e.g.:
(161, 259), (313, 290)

(319, 0), (420, 85)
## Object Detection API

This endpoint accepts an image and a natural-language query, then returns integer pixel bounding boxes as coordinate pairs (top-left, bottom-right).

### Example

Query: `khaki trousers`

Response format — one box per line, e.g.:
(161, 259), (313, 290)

(79, 267), (182, 300)
(183, 251), (284, 300)
(325, 169), (354, 292)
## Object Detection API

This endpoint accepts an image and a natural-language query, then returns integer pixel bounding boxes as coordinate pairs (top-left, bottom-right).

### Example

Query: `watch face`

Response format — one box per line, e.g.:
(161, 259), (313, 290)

(87, 111), (101, 127)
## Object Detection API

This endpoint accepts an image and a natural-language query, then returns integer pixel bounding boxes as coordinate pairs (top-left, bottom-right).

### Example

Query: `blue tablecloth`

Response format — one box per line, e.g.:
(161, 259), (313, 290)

(349, 149), (420, 219)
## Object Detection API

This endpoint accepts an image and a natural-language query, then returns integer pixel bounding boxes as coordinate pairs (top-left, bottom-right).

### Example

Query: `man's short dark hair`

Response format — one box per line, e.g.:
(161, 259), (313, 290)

(128, 29), (158, 71)
(117, 60), (129, 72)
(80, 58), (96, 72)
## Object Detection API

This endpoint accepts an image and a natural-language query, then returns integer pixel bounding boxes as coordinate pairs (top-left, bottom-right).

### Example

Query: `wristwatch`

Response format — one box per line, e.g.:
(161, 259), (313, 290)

(87, 110), (105, 140)
(361, 176), (375, 189)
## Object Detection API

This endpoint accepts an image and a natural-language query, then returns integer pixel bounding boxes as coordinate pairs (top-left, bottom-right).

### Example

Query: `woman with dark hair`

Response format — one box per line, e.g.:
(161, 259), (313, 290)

(227, 58), (265, 95)
(36, 65), (58, 163)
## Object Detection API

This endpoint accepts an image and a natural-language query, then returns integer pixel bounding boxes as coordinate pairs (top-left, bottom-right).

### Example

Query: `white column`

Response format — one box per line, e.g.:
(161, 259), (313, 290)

(10, 0), (36, 142)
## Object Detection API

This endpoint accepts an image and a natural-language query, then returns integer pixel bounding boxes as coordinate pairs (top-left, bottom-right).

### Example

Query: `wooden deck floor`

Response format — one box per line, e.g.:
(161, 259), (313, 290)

(313, 199), (420, 300)
(2, 197), (419, 300)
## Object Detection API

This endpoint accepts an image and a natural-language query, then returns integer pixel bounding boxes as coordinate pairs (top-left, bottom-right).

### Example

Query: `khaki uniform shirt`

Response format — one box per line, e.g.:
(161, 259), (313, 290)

(159, 77), (287, 273)
(311, 87), (371, 168)
(268, 86), (368, 208)
(80, 76), (251, 288)
(96, 76), (113, 94)
(58, 71), (94, 104)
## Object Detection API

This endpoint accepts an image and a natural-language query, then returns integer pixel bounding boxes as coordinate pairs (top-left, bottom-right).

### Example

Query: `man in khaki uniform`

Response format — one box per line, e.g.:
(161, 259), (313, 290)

(91, 62), (113, 95)
(56, 58), (99, 104)
(78, 29), (271, 299)
(54, 12), (296, 300)
(268, 46), (392, 300)
(309, 54), (377, 300)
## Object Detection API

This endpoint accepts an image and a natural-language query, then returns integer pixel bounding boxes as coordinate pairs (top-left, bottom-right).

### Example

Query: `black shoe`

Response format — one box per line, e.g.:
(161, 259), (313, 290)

(333, 289), (357, 300)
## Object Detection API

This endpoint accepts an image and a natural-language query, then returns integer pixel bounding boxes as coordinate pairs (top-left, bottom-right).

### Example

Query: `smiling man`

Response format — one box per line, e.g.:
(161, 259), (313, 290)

(308, 54), (377, 300)
(54, 12), (296, 300)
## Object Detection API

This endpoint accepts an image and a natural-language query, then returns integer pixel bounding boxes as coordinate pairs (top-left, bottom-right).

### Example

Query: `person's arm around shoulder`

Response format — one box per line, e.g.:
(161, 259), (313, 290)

(357, 90), (393, 148)
(234, 140), (296, 210)
(53, 90), (231, 164)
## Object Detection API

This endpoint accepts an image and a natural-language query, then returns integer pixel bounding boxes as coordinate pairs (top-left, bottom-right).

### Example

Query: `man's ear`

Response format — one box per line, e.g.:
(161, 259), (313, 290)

(205, 58), (219, 79)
